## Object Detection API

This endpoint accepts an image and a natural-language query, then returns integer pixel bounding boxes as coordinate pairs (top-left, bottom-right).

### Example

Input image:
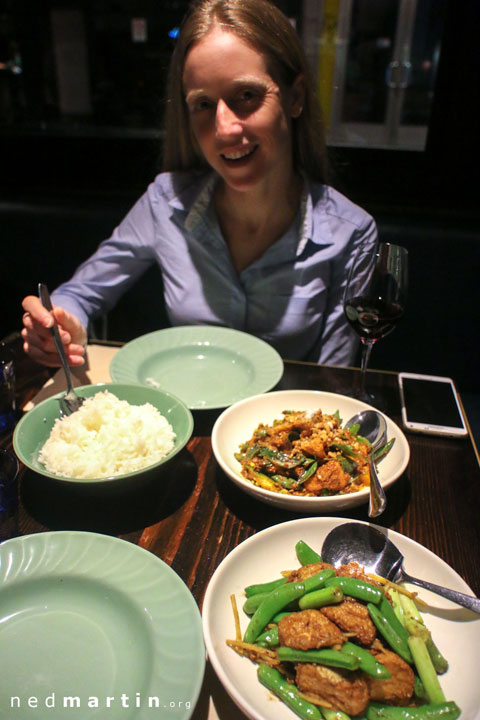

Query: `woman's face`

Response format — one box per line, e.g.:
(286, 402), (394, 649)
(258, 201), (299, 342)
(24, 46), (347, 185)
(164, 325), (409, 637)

(183, 27), (303, 193)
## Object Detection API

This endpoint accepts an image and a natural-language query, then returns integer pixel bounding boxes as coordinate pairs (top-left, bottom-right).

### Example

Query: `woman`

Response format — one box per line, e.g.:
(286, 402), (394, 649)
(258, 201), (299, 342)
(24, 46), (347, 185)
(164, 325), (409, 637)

(21, 0), (376, 367)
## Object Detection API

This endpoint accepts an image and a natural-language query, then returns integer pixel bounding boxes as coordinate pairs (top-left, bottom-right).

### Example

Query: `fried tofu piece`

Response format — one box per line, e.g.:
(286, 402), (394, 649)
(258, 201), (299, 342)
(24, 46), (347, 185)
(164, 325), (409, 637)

(321, 597), (377, 646)
(296, 663), (369, 716)
(278, 609), (344, 650)
(262, 413), (314, 451)
(286, 562), (335, 583)
(365, 647), (415, 705)
(303, 460), (349, 495)
(287, 560), (380, 589)
(296, 434), (327, 460)
(336, 561), (378, 586)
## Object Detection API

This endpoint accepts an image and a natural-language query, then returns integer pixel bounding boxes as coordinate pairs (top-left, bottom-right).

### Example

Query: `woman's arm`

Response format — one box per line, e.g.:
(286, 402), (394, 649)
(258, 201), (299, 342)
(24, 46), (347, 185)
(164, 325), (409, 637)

(50, 191), (157, 329)
(21, 189), (158, 366)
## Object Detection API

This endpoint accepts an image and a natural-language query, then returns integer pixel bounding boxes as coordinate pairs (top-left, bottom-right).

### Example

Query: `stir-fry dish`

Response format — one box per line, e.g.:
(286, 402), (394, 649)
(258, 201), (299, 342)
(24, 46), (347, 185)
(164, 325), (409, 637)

(235, 409), (394, 497)
(227, 540), (460, 720)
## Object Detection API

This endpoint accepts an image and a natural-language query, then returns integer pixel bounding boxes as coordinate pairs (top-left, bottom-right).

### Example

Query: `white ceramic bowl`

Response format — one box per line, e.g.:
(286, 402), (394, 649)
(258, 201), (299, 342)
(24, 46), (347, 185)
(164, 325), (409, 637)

(211, 389), (409, 512)
(202, 518), (480, 720)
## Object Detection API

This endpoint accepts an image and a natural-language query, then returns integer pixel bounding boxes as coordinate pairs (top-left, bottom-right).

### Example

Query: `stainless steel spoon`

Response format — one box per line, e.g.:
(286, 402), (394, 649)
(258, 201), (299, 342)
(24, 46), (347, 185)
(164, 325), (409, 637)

(322, 522), (480, 613)
(38, 283), (85, 417)
(346, 409), (387, 518)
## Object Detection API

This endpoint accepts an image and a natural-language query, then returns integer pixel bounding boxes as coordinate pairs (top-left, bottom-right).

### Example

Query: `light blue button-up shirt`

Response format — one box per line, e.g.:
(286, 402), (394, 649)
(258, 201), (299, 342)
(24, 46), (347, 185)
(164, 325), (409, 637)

(52, 171), (377, 365)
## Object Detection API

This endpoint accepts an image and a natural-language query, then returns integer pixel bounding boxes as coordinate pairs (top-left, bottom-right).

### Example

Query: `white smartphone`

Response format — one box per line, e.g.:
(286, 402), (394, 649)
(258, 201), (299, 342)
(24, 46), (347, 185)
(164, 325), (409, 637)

(398, 372), (468, 437)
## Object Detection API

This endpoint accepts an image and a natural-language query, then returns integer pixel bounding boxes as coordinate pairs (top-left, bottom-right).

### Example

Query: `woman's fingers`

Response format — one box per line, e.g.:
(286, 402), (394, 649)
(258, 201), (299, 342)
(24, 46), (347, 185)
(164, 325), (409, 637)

(21, 327), (86, 367)
(21, 330), (62, 367)
(53, 306), (87, 347)
(22, 296), (54, 330)
(21, 296), (87, 367)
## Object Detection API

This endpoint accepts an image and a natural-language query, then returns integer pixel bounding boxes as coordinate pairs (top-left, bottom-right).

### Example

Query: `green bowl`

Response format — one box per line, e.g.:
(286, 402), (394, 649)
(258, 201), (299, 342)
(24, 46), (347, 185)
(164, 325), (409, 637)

(13, 383), (194, 484)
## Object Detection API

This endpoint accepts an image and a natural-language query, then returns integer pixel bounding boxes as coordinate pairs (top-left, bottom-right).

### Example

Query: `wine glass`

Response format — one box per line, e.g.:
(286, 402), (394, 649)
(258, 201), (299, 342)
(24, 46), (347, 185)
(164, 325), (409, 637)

(344, 241), (408, 403)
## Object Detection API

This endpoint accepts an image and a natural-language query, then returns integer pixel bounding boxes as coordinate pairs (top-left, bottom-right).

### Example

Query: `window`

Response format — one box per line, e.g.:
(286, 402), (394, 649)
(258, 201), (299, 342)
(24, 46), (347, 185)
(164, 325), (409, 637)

(302, 0), (447, 150)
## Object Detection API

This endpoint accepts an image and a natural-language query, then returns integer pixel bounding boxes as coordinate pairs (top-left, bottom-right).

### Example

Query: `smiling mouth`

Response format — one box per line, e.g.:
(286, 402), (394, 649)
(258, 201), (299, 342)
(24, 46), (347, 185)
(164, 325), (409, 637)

(221, 146), (257, 162)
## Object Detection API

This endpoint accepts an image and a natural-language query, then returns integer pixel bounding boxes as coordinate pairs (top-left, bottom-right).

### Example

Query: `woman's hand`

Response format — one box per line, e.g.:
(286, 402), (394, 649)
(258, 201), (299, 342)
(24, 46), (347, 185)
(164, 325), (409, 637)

(21, 296), (87, 367)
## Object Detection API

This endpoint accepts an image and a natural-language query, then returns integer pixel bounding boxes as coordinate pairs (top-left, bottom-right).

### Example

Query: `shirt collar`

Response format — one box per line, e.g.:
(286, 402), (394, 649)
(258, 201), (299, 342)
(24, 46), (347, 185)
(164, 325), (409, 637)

(184, 173), (218, 232)
(298, 178), (335, 253)
(168, 171), (335, 252)
(166, 172), (217, 231)
(296, 182), (310, 255)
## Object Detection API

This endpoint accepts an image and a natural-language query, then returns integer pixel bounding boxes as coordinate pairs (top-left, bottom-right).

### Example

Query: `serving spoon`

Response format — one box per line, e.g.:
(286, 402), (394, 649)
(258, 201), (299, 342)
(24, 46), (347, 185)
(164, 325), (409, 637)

(345, 409), (387, 518)
(38, 283), (85, 417)
(322, 522), (480, 613)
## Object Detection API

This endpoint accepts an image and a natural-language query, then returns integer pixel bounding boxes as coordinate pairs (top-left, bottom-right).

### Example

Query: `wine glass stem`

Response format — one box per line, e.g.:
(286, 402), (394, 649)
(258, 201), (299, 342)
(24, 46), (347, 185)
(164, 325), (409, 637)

(360, 340), (375, 396)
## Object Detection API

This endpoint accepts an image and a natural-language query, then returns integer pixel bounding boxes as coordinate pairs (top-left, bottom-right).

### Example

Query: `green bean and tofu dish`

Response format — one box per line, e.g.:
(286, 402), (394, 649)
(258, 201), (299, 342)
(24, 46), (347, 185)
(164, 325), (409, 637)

(235, 409), (394, 497)
(227, 540), (460, 719)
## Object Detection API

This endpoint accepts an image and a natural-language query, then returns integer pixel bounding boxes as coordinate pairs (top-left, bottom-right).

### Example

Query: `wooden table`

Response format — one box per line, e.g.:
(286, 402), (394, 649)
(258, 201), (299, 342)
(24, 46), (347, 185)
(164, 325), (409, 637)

(2, 338), (480, 718)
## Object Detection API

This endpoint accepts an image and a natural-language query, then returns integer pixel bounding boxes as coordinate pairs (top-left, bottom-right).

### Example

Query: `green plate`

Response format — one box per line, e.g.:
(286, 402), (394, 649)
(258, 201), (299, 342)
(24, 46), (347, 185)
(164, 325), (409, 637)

(0, 532), (205, 719)
(110, 326), (284, 410)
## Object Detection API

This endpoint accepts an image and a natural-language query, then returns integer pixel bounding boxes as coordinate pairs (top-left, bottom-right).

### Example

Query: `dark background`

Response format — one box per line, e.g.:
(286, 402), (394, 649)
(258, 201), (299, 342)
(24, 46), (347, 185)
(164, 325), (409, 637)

(1, 0), (479, 418)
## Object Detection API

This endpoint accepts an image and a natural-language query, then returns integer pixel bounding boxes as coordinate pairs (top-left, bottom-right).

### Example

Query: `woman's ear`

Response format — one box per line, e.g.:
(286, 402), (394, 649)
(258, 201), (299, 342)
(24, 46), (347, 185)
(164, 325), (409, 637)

(290, 74), (306, 118)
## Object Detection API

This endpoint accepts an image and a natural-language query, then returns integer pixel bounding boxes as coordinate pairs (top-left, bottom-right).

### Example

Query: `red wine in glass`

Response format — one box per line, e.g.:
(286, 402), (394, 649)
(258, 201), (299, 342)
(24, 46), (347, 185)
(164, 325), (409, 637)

(344, 296), (404, 342)
(344, 242), (408, 402)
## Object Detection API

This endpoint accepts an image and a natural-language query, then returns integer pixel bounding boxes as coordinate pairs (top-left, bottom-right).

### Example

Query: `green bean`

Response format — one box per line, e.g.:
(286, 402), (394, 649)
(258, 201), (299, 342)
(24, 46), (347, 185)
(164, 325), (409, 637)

(414, 675), (427, 701)
(346, 422), (360, 435)
(423, 637), (449, 677)
(257, 663), (322, 720)
(340, 641), (391, 679)
(407, 636), (445, 705)
(277, 647), (360, 671)
(339, 457), (357, 474)
(295, 540), (322, 565)
(243, 592), (271, 615)
(271, 611), (292, 623)
(324, 576), (383, 604)
(302, 568), (336, 593)
(299, 584), (344, 610)
(245, 571), (331, 616)
(378, 595), (411, 643)
(253, 446), (307, 468)
(373, 438), (395, 462)
(297, 460), (318, 485)
(365, 701), (461, 720)
(244, 464), (277, 488)
(255, 624), (279, 648)
(271, 474), (297, 489)
(367, 603), (413, 664)
(243, 582), (306, 644)
(320, 708), (352, 720)
(244, 576), (287, 598)
(331, 442), (361, 459)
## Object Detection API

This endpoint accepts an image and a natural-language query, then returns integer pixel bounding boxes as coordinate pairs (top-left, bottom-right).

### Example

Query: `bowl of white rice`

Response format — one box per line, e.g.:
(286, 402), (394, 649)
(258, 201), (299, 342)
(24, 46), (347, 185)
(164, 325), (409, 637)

(13, 383), (194, 484)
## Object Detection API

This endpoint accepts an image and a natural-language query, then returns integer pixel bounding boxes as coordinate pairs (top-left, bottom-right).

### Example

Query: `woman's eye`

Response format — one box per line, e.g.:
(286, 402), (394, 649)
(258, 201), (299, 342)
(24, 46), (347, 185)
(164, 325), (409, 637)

(239, 88), (261, 103)
(234, 89), (263, 112)
(188, 98), (213, 114)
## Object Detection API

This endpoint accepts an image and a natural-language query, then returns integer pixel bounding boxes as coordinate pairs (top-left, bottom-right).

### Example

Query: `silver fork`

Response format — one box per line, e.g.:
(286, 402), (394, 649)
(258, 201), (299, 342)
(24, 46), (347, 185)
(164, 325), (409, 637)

(38, 283), (85, 417)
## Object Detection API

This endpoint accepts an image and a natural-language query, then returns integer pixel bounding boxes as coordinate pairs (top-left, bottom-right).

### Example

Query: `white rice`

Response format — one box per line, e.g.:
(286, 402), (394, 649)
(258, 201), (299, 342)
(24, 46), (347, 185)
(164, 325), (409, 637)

(39, 390), (176, 479)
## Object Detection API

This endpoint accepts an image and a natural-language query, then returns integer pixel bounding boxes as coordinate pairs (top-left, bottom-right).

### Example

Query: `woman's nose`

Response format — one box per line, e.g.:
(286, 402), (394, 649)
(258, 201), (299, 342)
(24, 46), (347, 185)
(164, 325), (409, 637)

(215, 99), (242, 138)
